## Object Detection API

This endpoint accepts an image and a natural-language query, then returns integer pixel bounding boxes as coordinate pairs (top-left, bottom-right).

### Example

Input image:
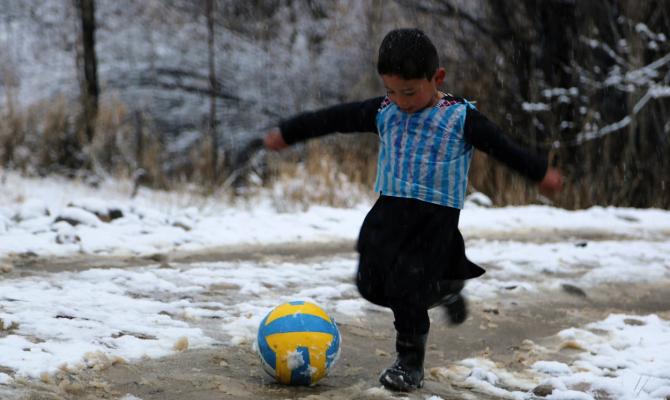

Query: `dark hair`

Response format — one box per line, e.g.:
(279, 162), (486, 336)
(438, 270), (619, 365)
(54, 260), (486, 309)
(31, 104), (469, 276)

(377, 28), (439, 80)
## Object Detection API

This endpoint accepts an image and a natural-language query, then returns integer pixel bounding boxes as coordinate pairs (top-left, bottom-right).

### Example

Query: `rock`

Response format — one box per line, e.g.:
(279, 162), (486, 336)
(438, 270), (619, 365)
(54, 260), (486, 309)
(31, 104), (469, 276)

(67, 199), (124, 222)
(53, 221), (81, 244)
(146, 253), (168, 263)
(560, 340), (586, 351)
(172, 221), (192, 231)
(55, 232), (81, 245)
(561, 283), (587, 298)
(112, 331), (157, 340)
(532, 383), (556, 397)
(54, 207), (101, 227)
(108, 208), (124, 220)
(92, 208), (124, 223)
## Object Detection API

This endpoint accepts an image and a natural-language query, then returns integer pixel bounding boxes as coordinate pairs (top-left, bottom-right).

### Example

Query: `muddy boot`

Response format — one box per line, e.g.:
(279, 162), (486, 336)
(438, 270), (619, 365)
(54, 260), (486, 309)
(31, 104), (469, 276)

(379, 333), (427, 392)
(443, 293), (467, 325)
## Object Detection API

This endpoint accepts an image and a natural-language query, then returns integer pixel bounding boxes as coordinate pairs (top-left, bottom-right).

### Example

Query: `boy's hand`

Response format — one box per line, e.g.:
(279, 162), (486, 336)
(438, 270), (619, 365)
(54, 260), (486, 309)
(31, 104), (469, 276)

(263, 128), (288, 151)
(538, 167), (564, 196)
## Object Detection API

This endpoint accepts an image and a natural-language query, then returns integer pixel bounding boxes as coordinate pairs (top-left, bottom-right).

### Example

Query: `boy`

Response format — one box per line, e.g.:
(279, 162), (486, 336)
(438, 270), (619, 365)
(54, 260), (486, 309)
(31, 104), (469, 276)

(264, 28), (563, 392)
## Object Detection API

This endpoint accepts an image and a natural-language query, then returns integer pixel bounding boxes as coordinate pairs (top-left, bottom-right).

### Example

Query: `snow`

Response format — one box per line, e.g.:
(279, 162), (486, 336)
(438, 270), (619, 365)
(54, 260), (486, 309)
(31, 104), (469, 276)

(1, 172), (670, 399)
(1, 173), (669, 260)
(286, 350), (306, 371)
(0, 267), (215, 376)
(531, 361), (572, 376)
(456, 315), (670, 400)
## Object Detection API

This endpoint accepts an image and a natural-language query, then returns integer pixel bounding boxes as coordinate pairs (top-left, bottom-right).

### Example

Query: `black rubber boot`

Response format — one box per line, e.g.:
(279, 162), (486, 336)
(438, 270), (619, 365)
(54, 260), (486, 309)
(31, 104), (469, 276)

(443, 292), (468, 325)
(379, 333), (427, 392)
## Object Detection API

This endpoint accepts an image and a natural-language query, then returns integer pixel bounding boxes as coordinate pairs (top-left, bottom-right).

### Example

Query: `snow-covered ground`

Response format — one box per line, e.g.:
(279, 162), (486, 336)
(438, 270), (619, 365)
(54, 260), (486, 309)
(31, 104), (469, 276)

(1, 171), (670, 399)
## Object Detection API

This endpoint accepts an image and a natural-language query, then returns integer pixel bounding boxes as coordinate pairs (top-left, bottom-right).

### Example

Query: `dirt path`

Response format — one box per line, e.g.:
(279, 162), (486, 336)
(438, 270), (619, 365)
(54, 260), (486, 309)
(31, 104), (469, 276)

(3, 230), (670, 400)
(4, 240), (358, 276)
(7, 225), (669, 276)
(4, 243), (670, 400)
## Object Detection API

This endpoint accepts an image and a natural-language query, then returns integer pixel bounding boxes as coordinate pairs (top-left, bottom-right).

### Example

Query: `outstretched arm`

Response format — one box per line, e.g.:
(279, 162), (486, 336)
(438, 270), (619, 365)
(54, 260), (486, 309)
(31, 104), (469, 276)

(464, 108), (563, 195)
(538, 168), (563, 195)
(264, 97), (384, 151)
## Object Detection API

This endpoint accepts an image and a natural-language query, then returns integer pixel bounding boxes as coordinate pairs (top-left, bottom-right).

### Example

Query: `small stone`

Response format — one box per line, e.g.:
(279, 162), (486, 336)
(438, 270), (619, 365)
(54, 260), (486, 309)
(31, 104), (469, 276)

(532, 383), (556, 397)
(55, 232), (81, 244)
(54, 207), (102, 227)
(623, 318), (645, 326)
(561, 283), (587, 297)
(560, 340), (586, 351)
(146, 253), (168, 263)
(172, 221), (192, 231)
(108, 208), (124, 221)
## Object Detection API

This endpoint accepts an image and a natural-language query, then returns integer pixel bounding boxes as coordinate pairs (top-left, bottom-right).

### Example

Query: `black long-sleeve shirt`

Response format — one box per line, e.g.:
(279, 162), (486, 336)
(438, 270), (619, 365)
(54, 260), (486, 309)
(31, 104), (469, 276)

(279, 96), (548, 182)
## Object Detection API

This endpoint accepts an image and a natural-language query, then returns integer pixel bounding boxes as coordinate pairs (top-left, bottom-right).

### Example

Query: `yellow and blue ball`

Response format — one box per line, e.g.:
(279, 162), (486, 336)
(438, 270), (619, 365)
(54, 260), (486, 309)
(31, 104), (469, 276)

(256, 301), (341, 386)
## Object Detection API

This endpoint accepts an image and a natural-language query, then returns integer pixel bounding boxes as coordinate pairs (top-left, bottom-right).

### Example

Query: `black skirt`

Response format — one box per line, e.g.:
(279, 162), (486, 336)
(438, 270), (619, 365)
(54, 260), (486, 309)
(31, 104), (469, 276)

(356, 195), (485, 308)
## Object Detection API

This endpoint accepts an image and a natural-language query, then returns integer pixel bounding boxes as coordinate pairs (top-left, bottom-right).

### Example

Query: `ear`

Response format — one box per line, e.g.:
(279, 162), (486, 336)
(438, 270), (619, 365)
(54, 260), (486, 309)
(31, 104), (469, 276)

(433, 68), (446, 86)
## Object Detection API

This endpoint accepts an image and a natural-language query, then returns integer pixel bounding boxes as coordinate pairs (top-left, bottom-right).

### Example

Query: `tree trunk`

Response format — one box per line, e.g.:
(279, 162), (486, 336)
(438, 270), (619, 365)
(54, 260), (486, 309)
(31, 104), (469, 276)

(75, 0), (99, 144)
(206, 0), (219, 182)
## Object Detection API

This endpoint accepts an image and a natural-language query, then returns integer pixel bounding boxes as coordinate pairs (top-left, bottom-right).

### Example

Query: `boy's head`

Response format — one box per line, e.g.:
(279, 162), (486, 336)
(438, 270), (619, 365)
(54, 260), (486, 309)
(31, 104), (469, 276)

(377, 29), (446, 113)
(377, 28), (439, 81)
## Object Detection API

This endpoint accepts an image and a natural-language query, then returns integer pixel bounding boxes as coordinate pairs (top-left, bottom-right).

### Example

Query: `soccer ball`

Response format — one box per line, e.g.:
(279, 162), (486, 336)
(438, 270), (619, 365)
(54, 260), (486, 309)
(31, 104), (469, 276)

(256, 301), (341, 386)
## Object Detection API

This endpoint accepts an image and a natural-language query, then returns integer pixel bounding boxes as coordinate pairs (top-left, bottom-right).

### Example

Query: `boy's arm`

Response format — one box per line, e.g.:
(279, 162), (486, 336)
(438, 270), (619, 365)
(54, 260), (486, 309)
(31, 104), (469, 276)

(464, 108), (563, 194)
(266, 97), (384, 150)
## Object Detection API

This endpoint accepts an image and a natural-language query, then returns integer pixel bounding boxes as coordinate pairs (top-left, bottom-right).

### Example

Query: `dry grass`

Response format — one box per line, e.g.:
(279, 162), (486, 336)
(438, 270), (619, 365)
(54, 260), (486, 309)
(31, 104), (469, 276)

(1, 95), (167, 188)
(2, 93), (667, 209)
(265, 138), (376, 210)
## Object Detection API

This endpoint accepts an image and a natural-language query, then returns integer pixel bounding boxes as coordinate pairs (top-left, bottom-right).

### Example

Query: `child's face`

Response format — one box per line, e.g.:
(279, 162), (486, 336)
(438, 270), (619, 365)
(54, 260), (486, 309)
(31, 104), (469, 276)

(381, 68), (446, 114)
